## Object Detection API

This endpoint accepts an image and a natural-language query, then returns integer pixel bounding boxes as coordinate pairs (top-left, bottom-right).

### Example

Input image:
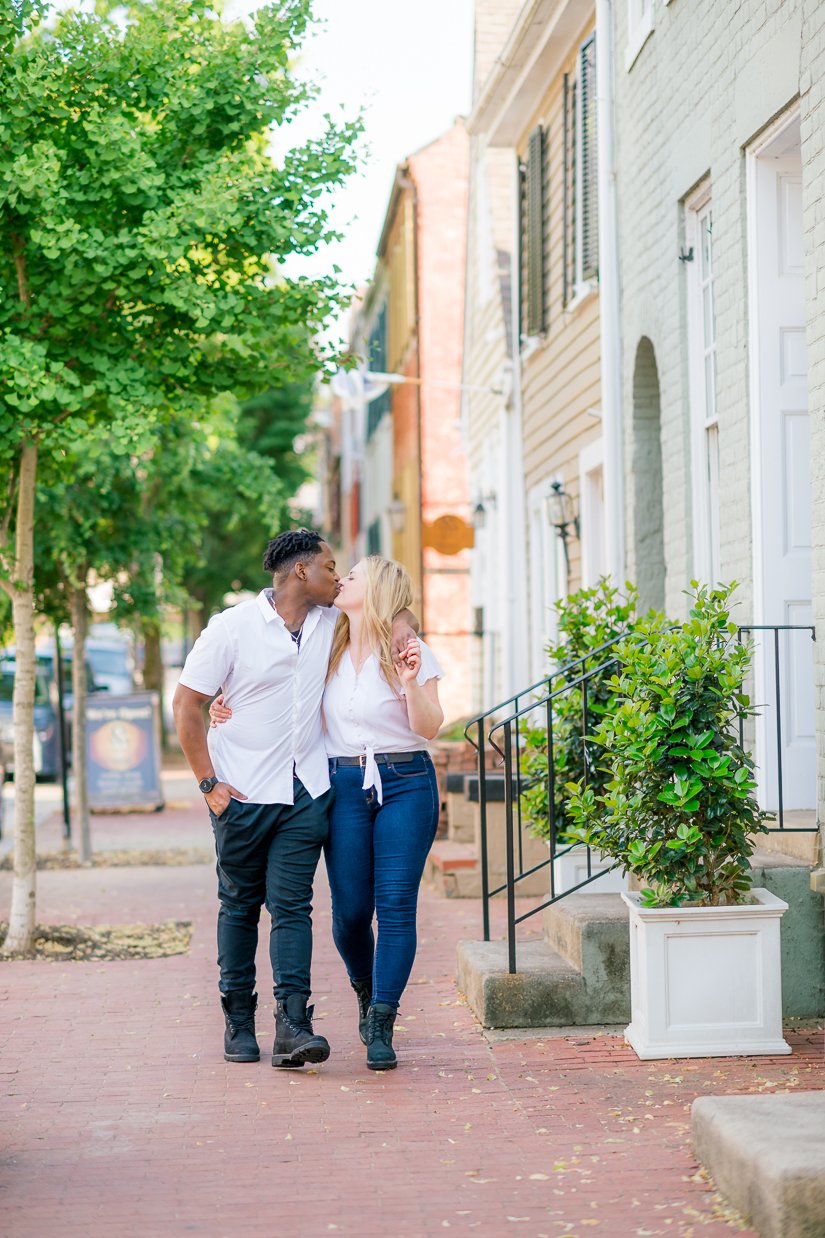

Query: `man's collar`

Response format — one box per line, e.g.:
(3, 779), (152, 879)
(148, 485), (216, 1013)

(257, 589), (284, 625)
(258, 589), (322, 640)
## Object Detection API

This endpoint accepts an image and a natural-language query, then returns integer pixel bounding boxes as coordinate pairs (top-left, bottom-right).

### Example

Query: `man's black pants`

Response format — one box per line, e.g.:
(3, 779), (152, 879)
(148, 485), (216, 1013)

(209, 778), (332, 999)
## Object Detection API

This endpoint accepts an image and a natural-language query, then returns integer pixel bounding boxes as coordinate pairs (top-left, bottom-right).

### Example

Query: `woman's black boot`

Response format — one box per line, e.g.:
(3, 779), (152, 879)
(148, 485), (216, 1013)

(220, 991), (260, 1062)
(366, 1002), (397, 1071)
(351, 978), (372, 1045)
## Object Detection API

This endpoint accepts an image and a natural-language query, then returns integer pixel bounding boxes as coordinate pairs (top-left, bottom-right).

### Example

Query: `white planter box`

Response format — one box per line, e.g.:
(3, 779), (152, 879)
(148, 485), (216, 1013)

(552, 844), (629, 895)
(622, 888), (790, 1060)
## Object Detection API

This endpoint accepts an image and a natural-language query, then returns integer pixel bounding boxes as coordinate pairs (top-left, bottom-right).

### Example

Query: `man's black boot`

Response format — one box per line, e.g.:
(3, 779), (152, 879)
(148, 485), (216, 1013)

(366, 1002), (397, 1071)
(272, 993), (331, 1068)
(351, 977), (372, 1046)
(221, 991), (260, 1063)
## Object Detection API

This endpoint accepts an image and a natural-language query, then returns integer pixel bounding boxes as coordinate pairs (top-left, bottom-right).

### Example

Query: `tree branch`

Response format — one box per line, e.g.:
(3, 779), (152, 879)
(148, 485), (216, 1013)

(0, 463), (20, 546)
(10, 232), (31, 310)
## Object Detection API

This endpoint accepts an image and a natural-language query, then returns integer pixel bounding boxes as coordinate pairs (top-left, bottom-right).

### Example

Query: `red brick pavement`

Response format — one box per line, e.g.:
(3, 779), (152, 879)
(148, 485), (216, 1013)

(1, 790), (823, 1238)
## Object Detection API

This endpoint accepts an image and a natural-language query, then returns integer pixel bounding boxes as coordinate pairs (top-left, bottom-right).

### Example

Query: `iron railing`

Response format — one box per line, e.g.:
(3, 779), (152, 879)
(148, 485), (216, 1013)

(465, 623), (817, 973)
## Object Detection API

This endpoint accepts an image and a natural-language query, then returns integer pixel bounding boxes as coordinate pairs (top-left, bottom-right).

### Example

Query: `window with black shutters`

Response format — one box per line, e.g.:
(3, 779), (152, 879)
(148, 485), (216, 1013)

(563, 32), (598, 305)
(366, 518), (381, 555)
(523, 124), (548, 339)
(366, 303), (390, 440)
(579, 34), (598, 283)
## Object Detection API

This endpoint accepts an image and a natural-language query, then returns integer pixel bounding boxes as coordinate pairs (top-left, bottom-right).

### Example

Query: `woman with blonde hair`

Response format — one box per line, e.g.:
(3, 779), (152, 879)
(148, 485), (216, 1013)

(322, 555), (443, 1069)
(212, 555), (443, 1070)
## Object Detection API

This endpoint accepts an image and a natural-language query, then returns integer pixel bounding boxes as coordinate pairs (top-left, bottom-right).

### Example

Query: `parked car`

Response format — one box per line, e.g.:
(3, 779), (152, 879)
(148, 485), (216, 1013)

(0, 650), (100, 780)
(84, 632), (136, 697)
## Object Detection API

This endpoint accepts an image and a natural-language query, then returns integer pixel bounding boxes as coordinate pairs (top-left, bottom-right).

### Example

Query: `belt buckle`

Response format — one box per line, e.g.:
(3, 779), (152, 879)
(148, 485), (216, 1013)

(358, 753), (367, 769)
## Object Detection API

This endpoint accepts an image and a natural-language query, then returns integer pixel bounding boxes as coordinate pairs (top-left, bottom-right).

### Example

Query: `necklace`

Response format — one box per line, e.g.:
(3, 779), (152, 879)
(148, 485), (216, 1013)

(268, 591), (304, 650)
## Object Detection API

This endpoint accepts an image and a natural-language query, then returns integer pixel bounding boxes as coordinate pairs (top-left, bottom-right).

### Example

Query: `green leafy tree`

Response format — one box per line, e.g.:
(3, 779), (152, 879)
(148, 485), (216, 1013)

(0, 0), (358, 953)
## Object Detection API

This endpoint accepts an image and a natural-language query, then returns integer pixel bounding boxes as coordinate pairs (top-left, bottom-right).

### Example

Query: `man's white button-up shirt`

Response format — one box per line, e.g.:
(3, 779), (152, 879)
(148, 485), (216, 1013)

(178, 590), (336, 804)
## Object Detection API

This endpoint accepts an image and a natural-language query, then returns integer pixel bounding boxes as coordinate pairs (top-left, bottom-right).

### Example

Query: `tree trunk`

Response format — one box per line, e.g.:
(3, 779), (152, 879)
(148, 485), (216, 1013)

(2, 442), (38, 956)
(141, 618), (166, 749)
(70, 583), (91, 862)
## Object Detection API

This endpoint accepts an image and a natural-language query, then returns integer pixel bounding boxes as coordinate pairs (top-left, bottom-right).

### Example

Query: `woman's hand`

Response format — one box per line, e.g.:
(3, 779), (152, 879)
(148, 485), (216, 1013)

(209, 693), (233, 729)
(394, 637), (421, 687)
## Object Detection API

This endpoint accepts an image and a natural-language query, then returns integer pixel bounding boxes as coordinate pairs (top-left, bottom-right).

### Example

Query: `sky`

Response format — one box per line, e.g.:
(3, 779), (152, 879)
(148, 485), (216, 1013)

(227, 0), (475, 291)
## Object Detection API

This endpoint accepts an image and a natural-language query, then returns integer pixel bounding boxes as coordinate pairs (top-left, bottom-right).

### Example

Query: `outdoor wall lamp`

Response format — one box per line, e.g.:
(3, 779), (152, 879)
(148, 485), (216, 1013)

(387, 497), (406, 534)
(546, 480), (579, 577)
(472, 492), (497, 530)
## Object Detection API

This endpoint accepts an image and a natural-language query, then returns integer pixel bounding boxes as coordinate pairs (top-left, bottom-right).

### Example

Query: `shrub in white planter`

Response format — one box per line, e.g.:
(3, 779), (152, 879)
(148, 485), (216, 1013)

(566, 584), (787, 1058)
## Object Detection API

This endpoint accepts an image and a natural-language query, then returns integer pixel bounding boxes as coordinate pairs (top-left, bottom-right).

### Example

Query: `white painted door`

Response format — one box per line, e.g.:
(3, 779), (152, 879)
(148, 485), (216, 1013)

(750, 132), (815, 813)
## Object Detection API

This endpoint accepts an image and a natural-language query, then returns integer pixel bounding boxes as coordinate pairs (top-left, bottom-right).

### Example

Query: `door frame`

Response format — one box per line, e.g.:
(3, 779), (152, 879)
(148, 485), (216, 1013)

(746, 102), (801, 632)
(745, 101), (813, 811)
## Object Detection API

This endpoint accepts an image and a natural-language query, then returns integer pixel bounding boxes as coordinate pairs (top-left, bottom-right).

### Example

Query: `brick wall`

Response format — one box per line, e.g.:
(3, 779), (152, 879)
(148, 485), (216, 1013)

(408, 121), (473, 724)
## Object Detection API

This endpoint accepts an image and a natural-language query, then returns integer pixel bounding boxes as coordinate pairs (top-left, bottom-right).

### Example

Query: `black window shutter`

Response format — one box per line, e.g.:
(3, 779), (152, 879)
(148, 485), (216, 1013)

(562, 73), (576, 306)
(518, 155), (527, 345)
(366, 304), (390, 441)
(579, 34), (598, 283)
(526, 124), (546, 335)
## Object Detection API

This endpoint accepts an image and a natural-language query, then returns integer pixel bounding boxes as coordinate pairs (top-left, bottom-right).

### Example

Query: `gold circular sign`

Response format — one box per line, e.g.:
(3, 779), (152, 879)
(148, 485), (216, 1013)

(423, 514), (475, 555)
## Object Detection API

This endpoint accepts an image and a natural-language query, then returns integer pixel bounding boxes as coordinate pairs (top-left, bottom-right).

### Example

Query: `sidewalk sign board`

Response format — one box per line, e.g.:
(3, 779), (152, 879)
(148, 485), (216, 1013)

(86, 691), (164, 812)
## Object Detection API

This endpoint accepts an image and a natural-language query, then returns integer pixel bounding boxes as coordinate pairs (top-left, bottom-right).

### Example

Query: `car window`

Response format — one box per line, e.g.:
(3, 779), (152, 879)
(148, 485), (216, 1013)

(0, 666), (51, 705)
(87, 648), (128, 675)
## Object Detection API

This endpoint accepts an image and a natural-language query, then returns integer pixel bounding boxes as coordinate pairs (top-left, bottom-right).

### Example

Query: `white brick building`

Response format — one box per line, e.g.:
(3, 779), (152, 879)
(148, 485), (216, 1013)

(613, 0), (822, 825)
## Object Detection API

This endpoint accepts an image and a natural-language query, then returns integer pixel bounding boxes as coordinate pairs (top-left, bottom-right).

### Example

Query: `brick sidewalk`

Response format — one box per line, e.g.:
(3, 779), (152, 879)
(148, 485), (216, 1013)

(1, 792), (823, 1238)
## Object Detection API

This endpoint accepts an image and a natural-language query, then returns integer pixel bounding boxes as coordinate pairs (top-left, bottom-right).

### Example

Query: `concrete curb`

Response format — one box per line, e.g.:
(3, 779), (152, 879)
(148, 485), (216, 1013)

(692, 1091), (825, 1238)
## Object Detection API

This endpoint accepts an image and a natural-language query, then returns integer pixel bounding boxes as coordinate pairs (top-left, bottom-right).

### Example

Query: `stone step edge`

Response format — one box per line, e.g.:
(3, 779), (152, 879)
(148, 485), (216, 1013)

(691, 1092), (825, 1238)
(456, 938), (589, 1029)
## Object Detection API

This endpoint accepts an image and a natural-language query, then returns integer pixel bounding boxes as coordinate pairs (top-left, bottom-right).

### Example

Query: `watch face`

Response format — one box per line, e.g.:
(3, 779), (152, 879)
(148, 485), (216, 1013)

(199, 778), (216, 793)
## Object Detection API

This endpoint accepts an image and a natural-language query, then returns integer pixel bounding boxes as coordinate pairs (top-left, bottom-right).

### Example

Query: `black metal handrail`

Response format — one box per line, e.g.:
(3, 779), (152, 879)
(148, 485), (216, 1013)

(469, 623), (817, 973)
(463, 632), (628, 939)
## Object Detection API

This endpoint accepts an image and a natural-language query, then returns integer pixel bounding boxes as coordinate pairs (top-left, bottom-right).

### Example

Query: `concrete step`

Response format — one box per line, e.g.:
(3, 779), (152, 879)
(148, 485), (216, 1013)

(755, 813), (820, 866)
(425, 838), (551, 899)
(692, 1092), (825, 1238)
(543, 892), (630, 1015)
(750, 850), (825, 1019)
(424, 841), (480, 898)
(456, 939), (586, 1028)
(458, 854), (825, 1028)
(457, 895), (632, 1028)
(445, 788), (475, 843)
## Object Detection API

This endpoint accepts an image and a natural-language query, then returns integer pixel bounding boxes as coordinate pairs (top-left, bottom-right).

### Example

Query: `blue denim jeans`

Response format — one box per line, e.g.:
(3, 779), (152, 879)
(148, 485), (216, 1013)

(209, 778), (332, 1000)
(325, 752), (440, 1007)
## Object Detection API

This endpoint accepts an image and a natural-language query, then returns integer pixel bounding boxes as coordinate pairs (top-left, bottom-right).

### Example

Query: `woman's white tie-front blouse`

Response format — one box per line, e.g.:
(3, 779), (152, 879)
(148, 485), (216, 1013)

(323, 640), (444, 803)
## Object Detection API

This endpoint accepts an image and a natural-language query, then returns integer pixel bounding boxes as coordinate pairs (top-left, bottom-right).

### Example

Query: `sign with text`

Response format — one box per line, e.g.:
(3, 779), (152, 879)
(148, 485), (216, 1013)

(86, 692), (164, 812)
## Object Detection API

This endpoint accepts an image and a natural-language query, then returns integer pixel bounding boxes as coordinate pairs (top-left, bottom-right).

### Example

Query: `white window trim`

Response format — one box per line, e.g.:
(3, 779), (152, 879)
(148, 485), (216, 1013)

(625, 1), (654, 72)
(685, 180), (719, 585)
(527, 480), (564, 679)
(578, 438), (606, 587)
(564, 280), (598, 316)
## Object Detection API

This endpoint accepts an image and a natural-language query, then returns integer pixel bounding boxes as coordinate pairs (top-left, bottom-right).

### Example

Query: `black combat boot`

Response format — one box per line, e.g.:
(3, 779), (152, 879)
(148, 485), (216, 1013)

(220, 991), (260, 1063)
(272, 993), (331, 1068)
(351, 977), (372, 1046)
(366, 1002), (397, 1071)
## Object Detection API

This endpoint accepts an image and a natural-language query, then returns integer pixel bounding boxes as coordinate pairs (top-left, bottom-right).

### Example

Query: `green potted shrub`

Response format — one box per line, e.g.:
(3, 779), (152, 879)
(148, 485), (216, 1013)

(566, 583), (789, 1059)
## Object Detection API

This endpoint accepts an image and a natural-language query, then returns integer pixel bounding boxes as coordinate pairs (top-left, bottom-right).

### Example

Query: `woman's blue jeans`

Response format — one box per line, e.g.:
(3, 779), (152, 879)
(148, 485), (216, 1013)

(325, 753), (440, 1008)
